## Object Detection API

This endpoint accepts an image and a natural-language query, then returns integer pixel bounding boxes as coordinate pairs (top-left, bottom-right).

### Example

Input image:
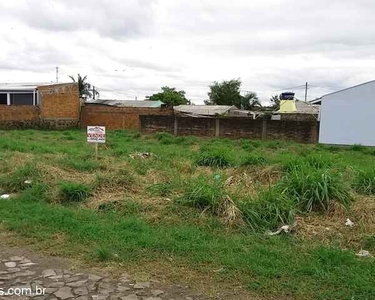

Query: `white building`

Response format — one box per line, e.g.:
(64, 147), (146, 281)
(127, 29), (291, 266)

(313, 80), (375, 146)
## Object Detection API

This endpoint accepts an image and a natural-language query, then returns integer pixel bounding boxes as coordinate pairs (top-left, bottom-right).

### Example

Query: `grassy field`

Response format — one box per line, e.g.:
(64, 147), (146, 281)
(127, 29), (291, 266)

(0, 129), (375, 299)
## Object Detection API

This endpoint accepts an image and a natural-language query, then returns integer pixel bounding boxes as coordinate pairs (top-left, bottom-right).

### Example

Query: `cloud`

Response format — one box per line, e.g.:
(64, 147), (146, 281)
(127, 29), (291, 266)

(0, 0), (375, 103)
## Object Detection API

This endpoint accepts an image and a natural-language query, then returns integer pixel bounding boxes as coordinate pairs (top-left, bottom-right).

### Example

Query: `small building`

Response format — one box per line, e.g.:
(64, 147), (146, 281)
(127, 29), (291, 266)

(272, 99), (320, 121)
(0, 82), (80, 129)
(314, 80), (375, 146)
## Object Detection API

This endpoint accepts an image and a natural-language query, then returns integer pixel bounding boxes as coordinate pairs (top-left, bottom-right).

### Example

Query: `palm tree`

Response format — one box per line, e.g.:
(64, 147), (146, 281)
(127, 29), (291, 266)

(69, 74), (99, 100)
(241, 92), (262, 110)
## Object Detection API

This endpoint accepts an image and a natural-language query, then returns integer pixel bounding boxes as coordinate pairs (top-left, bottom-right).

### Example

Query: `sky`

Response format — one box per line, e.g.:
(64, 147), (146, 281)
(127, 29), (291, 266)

(1, 0), (375, 104)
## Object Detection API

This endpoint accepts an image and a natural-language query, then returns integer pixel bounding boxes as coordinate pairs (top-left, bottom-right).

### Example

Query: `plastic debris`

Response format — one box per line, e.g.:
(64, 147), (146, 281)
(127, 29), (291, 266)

(356, 250), (372, 258)
(0, 194), (10, 200)
(345, 218), (355, 227)
(24, 180), (33, 185)
(129, 152), (155, 159)
(267, 225), (291, 236)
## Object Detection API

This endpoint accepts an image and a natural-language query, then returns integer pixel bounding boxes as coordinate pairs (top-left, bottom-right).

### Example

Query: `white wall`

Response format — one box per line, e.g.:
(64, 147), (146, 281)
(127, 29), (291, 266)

(319, 81), (375, 146)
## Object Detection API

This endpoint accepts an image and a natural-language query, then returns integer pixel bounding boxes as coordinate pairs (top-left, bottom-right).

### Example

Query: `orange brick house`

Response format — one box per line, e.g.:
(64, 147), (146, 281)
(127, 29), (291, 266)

(0, 82), (80, 129)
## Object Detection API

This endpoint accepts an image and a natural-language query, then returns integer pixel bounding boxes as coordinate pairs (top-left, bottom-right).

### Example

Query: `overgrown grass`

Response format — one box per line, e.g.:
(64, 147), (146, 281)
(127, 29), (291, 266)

(59, 181), (91, 203)
(195, 148), (233, 168)
(279, 167), (352, 212)
(240, 187), (295, 230)
(1, 130), (375, 299)
(352, 168), (375, 195)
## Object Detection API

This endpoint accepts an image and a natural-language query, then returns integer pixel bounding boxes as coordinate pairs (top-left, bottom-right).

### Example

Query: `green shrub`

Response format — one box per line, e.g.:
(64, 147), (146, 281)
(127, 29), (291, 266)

(352, 169), (375, 195)
(279, 168), (352, 213)
(240, 188), (295, 230)
(178, 176), (225, 213)
(241, 139), (261, 151)
(59, 181), (91, 203)
(196, 149), (233, 168)
(155, 132), (175, 145)
(350, 144), (365, 152)
(241, 154), (269, 166)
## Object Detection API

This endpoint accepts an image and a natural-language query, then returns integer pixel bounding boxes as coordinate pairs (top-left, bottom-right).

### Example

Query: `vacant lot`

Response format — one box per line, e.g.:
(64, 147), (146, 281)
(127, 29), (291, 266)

(0, 130), (375, 299)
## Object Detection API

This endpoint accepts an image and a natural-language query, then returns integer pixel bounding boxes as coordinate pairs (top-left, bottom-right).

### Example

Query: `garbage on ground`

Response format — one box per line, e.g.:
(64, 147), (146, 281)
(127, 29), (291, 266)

(267, 225), (291, 236)
(356, 250), (372, 258)
(129, 152), (156, 159)
(345, 218), (355, 227)
(24, 179), (33, 185)
(0, 194), (10, 200)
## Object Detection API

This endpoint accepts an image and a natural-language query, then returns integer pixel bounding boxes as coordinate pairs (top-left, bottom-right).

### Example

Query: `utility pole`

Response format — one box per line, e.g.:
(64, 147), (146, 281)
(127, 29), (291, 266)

(56, 66), (59, 83)
(304, 82), (308, 102)
(92, 86), (96, 100)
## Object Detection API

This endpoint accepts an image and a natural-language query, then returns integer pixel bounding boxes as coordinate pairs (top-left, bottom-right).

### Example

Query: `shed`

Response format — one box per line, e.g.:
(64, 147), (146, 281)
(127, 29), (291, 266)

(318, 80), (375, 146)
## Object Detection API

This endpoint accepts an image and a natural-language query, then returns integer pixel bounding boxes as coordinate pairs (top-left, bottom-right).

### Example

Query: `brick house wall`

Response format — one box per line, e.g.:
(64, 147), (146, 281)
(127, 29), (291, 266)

(81, 104), (172, 130)
(39, 83), (80, 120)
(140, 115), (320, 143)
(0, 83), (80, 129)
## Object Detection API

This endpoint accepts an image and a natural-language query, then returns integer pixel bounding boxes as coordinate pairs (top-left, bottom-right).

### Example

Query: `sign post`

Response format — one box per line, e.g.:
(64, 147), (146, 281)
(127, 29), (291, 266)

(87, 126), (106, 159)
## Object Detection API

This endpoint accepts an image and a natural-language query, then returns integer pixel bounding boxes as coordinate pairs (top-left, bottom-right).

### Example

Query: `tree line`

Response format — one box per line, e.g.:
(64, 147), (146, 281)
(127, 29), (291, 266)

(71, 75), (280, 110)
(147, 78), (280, 110)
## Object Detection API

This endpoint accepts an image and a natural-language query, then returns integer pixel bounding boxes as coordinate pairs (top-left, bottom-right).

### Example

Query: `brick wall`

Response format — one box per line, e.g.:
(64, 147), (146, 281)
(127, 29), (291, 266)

(0, 105), (39, 121)
(81, 104), (172, 130)
(140, 115), (319, 143)
(39, 83), (80, 120)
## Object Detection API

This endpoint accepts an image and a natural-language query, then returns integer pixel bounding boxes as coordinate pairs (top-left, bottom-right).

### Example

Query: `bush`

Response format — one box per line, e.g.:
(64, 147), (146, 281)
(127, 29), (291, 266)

(353, 169), (375, 195)
(240, 188), (295, 230)
(350, 144), (365, 152)
(279, 167), (352, 213)
(196, 149), (233, 168)
(178, 176), (225, 213)
(241, 154), (269, 166)
(59, 181), (91, 203)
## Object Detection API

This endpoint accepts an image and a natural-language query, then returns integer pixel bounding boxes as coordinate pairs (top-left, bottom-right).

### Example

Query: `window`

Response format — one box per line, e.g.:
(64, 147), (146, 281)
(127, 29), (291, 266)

(0, 94), (7, 105)
(10, 93), (33, 105)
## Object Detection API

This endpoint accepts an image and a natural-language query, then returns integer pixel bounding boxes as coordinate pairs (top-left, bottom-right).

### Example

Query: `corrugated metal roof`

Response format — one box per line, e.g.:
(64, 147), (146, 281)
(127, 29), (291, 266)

(174, 105), (237, 116)
(86, 99), (165, 108)
(0, 82), (70, 91)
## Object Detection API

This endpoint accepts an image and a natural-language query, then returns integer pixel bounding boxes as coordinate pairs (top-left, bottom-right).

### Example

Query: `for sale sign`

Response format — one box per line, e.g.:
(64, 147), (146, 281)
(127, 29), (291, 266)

(87, 126), (106, 143)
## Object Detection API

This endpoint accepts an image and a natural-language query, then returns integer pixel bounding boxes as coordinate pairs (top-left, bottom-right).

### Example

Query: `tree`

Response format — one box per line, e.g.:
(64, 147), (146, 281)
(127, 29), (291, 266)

(208, 79), (242, 107)
(270, 94), (280, 109)
(241, 92), (262, 110)
(146, 86), (188, 107)
(69, 74), (99, 100)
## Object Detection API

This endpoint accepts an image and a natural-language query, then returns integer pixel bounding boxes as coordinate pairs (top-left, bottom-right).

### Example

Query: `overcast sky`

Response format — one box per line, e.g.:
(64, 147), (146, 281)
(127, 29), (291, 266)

(1, 0), (375, 104)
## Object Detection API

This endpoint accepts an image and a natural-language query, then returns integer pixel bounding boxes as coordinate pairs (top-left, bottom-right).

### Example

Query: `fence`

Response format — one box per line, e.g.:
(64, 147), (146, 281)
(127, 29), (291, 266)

(140, 115), (319, 143)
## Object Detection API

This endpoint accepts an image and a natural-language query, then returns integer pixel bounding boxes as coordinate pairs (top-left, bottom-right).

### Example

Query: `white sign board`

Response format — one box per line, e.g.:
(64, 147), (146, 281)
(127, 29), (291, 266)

(87, 126), (106, 143)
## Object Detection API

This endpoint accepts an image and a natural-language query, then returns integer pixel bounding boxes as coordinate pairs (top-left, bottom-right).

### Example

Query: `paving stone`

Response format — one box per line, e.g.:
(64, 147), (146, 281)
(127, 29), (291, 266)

(151, 290), (164, 296)
(120, 295), (139, 300)
(8, 267), (22, 272)
(9, 256), (24, 261)
(5, 262), (17, 268)
(75, 296), (89, 300)
(92, 295), (108, 300)
(116, 286), (131, 292)
(74, 286), (89, 296)
(54, 287), (74, 300)
(66, 280), (87, 287)
(42, 269), (56, 278)
(88, 274), (102, 281)
(47, 282), (65, 288)
(145, 298), (162, 300)
(133, 282), (150, 289)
